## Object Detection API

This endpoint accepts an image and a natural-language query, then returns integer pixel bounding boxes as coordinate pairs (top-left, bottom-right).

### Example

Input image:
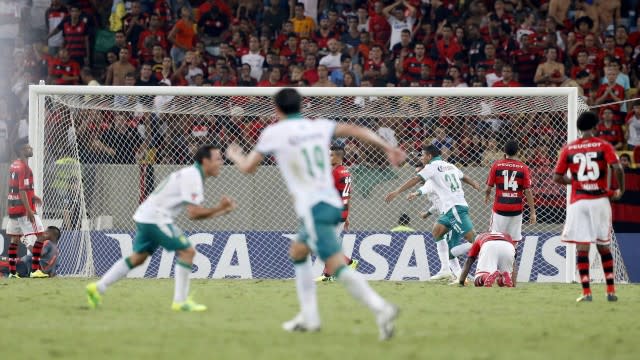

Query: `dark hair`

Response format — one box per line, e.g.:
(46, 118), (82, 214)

(47, 226), (61, 241)
(13, 137), (29, 155)
(422, 144), (441, 157)
(504, 139), (519, 156)
(401, 29), (411, 35)
(340, 53), (351, 62)
(399, 213), (411, 226)
(576, 70), (590, 79)
(620, 153), (631, 161)
(194, 144), (221, 164)
(330, 144), (346, 157)
(274, 88), (302, 115)
(577, 111), (599, 131)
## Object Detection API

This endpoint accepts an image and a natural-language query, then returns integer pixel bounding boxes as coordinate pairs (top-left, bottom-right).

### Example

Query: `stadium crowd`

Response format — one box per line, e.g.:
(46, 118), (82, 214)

(0, 0), (636, 174)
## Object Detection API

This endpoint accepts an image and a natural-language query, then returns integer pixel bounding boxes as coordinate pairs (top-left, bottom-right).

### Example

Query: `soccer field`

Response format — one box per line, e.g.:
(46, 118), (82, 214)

(2, 279), (638, 360)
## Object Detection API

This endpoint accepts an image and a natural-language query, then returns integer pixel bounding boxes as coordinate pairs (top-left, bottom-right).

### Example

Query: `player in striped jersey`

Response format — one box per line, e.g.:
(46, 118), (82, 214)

(484, 140), (536, 286)
(553, 111), (624, 302)
(5, 138), (48, 278)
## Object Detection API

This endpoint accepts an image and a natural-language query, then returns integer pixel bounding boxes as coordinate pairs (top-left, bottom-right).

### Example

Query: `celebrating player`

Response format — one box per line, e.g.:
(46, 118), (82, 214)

(316, 144), (359, 282)
(5, 138), (49, 278)
(86, 145), (237, 311)
(484, 139), (536, 286)
(408, 179), (466, 282)
(226, 88), (405, 341)
(458, 232), (516, 287)
(553, 111), (624, 302)
(385, 145), (481, 281)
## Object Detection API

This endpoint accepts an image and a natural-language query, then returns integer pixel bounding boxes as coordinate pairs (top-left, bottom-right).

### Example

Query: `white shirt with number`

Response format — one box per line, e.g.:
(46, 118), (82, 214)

(418, 179), (443, 215)
(133, 165), (204, 224)
(255, 118), (342, 216)
(387, 16), (415, 50)
(417, 158), (467, 213)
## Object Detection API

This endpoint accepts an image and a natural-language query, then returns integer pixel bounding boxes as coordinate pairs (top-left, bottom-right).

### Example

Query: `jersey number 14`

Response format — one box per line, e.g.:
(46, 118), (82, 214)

(501, 170), (519, 191)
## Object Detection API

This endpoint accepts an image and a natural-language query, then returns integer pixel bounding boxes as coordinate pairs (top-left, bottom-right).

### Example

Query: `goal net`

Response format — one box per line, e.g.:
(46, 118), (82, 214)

(28, 86), (628, 283)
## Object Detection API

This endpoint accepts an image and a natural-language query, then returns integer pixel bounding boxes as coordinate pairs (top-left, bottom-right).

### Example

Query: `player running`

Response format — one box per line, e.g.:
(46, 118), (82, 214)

(553, 111), (624, 302)
(385, 145), (481, 281)
(408, 179), (466, 282)
(484, 139), (536, 286)
(227, 88), (405, 341)
(458, 232), (516, 287)
(316, 144), (358, 282)
(86, 145), (237, 311)
(5, 138), (49, 278)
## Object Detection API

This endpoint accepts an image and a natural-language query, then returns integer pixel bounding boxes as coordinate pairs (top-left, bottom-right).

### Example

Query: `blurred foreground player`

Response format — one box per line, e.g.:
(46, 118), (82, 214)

(553, 111), (624, 302)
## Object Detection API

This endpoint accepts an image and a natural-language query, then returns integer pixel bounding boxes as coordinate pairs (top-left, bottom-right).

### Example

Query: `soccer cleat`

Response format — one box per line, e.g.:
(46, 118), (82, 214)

(349, 259), (359, 270)
(282, 313), (320, 333)
(483, 271), (501, 288)
(30, 270), (49, 278)
(315, 275), (334, 282)
(576, 294), (593, 302)
(171, 298), (207, 312)
(376, 303), (399, 341)
(431, 270), (454, 281)
(86, 282), (102, 309)
(500, 271), (513, 288)
(8, 273), (20, 279)
(607, 293), (618, 302)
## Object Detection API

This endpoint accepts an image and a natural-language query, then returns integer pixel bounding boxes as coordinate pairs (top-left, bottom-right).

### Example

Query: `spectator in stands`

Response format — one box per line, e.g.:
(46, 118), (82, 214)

(80, 67), (99, 86)
(313, 65), (336, 87)
(596, 108), (624, 150)
(594, 68), (625, 113)
(47, 5), (89, 66)
(619, 153), (632, 169)
(47, 48), (81, 85)
(314, 14), (337, 55)
(383, 0), (416, 51)
(168, 6), (195, 66)
(319, 38), (342, 72)
(534, 47), (565, 86)
(391, 29), (414, 62)
(330, 54), (357, 87)
(138, 14), (168, 62)
(291, 3), (315, 38)
(626, 102), (640, 150)
(238, 63), (257, 86)
(431, 127), (453, 159)
(198, 5), (229, 57)
(45, 0), (67, 56)
(341, 16), (361, 50)
(123, 1), (148, 53)
(136, 63), (158, 86)
(492, 63), (520, 87)
(263, 0), (289, 32)
(106, 47), (136, 85)
(99, 113), (144, 164)
(258, 66), (285, 87)
(432, 24), (462, 81)
(242, 35), (265, 82)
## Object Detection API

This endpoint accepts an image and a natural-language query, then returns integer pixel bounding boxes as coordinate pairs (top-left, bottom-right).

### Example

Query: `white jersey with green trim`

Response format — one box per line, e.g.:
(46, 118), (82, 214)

(133, 165), (205, 224)
(255, 117), (342, 216)
(418, 180), (443, 215)
(417, 158), (468, 213)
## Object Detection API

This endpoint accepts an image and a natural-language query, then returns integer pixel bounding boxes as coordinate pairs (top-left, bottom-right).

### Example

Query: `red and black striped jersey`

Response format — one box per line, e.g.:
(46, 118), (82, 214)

(468, 232), (514, 258)
(7, 159), (35, 218)
(486, 158), (532, 216)
(57, 19), (88, 59)
(554, 137), (619, 204)
(332, 165), (351, 222)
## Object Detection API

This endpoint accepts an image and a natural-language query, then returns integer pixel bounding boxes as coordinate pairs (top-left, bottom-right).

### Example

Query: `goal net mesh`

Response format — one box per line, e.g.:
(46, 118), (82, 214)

(36, 89), (628, 282)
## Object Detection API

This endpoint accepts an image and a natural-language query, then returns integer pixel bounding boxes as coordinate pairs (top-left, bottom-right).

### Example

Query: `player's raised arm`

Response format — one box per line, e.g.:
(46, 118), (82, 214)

(186, 196), (237, 220)
(226, 143), (265, 174)
(461, 175), (481, 191)
(334, 123), (406, 167)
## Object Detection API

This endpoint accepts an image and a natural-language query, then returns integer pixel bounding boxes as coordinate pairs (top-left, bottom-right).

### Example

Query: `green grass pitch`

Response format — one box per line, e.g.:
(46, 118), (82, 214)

(1, 278), (638, 360)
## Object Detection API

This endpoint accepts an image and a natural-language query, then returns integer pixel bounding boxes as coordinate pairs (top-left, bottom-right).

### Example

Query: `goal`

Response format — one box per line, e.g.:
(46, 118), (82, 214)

(28, 85), (628, 283)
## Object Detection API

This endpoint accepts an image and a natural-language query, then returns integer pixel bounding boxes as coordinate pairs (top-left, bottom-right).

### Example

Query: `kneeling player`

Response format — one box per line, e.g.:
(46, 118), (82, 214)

(458, 232), (515, 287)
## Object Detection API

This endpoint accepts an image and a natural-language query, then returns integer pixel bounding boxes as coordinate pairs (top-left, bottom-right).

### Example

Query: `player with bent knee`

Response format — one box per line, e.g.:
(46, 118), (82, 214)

(458, 232), (516, 287)
(227, 88), (405, 341)
(553, 111), (624, 302)
(86, 145), (236, 311)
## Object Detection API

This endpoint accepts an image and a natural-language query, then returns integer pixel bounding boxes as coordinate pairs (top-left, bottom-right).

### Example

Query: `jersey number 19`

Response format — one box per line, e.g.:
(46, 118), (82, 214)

(302, 145), (325, 178)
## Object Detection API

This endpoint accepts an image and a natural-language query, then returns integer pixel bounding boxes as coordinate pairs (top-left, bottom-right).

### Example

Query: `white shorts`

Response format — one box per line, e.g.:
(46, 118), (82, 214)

(6, 214), (45, 236)
(561, 197), (612, 245)
(475, 241), (515, 277)
(489, 212), (523, 241)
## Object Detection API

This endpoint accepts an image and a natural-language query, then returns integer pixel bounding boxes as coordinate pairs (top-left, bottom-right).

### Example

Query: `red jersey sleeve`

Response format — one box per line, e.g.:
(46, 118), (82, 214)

(486, 161), (496, 186)
(554, 146), (569, 175)
(15, 165), (27, 191)
(468, 240), (482, 258)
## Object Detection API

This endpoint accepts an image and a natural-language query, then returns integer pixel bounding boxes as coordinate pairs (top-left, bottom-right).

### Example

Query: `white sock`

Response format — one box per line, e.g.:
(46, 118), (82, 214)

(173, 260), (191, 303)
(450, 257), (462, 278)
(294, 257), (320, 326)
(97, 258), (132, 293)
(337, 266), (386, 313)
(451, 242), (472, 257)
(436, 240), (450, 273)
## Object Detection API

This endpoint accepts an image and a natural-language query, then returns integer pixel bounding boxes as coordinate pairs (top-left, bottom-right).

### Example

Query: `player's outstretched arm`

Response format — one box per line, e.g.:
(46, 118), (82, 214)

(458, 256), (476, 286)
(461, 175), (481, 191)
(186, 196), (237, 220)
(385, 176), (422, 203)
(524, 188), (537, 224)
(334, 123), (406, 167)
(226, 143), (265, 174)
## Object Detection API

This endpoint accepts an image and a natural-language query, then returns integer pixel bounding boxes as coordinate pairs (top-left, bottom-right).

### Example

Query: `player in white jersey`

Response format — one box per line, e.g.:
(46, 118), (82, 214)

(385, 145), (480, 280)
(226, 88), (406, 341)
(407, 179), (470, 282)
(86, 145), (236, 311)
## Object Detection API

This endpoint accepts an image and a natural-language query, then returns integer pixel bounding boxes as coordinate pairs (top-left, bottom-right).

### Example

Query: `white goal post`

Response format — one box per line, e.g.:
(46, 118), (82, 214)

(27, 85), (628, 283)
